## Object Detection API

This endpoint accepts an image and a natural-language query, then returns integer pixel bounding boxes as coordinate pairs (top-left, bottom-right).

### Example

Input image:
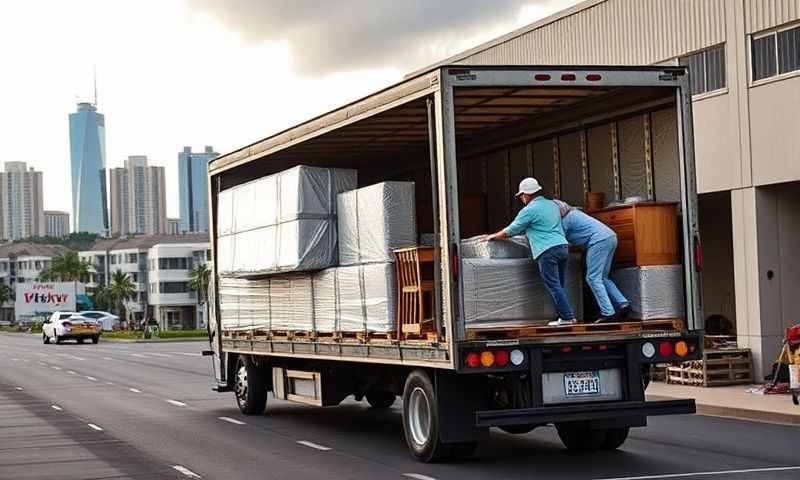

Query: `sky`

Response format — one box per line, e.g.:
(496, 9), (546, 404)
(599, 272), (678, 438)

(0, 0), (580, 219)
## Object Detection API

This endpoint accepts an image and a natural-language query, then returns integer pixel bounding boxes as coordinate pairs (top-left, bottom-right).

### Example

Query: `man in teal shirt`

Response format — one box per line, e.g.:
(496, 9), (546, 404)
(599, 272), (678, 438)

(486, 178), (576, 326)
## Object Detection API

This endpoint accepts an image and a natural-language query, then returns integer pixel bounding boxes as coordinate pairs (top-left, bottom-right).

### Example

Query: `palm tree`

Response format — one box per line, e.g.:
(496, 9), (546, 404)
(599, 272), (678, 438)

(107, 270), (136, 321)
(38, 252), (91, 282)
(0, 283), (11, 306)
(189, 263), (211, 304)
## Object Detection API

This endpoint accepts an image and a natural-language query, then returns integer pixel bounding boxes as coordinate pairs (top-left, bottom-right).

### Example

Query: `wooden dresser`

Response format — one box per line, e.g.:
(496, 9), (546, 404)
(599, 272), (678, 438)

(589, 202), (678, 267)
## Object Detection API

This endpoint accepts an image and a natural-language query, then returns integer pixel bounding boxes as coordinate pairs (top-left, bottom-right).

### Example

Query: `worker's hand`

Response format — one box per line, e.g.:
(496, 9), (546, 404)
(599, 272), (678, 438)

(484, 234), (497, 242)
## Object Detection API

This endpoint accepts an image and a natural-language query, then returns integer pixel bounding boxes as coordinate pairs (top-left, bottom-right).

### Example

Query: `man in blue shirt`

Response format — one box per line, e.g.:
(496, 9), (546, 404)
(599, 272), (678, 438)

(553, 199), (630, 323)
(486, 178), (576, 326)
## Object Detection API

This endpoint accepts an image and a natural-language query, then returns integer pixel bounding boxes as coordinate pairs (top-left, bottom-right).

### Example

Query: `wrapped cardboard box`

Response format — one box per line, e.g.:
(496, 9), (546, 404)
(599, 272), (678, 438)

(611, 265), (685, 320)
(338, 182), (417, 265)
(312, 268), (338, 333)
(268, 274), (314, 331)
(316, 263), (397, 333)
(217, 165), (356, 276)
(461, 255), (583, 328)
(219, 278), (270, 331)
(460, 235), (530, 259)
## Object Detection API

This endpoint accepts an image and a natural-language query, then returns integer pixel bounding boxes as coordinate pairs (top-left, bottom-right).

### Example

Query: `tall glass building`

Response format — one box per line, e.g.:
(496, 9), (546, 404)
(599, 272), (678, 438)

(178, 146), (218, 233)
(69, 102), (108, 234)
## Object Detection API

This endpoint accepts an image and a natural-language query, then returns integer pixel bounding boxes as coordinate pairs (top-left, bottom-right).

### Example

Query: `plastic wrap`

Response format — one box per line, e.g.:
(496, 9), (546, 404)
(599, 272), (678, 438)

(611, 265), (685, 320)
(361, 262), (397, 333)
(461, 255), (583, 328)
(317, 263), (397, 333)
(337, 182), (417, 265)
(312, 268), (338, 333)
(460, 235), (530, 259)
(219, 278), (270, 331)
(618, 116), (647, 200)
(217, 165), (356, 276)
(269, 273), (314, 331)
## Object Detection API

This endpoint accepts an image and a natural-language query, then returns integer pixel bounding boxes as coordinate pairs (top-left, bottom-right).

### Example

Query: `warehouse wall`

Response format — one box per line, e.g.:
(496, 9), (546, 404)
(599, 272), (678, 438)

(749, 75), (800, 186)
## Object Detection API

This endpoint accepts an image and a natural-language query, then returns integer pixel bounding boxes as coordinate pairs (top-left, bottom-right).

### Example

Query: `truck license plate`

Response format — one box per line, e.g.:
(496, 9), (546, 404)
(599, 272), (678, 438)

(564, 371), (601, 397)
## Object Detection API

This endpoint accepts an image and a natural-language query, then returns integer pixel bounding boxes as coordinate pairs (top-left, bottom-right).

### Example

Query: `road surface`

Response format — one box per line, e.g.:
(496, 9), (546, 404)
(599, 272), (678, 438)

(1, 332), (798, 480)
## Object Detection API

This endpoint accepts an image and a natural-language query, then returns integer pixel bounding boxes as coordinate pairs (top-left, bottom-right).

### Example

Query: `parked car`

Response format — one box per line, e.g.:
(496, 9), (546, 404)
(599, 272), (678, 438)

(79, 311), (120, 331)
(42, 311), (101, 344)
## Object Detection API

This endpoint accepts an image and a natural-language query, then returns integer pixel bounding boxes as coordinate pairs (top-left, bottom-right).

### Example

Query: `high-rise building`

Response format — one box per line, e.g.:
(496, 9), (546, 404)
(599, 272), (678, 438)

(0, 162), (44, 240)
(44, 211), (70, 238)
(167, 218), (180, 235)
(69, 102), (108, 234)
(178, 146), (218, 233)
(109, 156), (167, 236)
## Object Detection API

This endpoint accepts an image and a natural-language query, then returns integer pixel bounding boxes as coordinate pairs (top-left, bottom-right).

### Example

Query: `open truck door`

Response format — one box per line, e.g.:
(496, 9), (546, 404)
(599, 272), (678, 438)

(204, 274), (228, 390)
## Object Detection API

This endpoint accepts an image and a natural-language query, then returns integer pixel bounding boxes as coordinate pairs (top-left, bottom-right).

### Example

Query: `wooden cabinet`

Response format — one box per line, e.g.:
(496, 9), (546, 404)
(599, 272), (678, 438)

(589, 202), (678, 267)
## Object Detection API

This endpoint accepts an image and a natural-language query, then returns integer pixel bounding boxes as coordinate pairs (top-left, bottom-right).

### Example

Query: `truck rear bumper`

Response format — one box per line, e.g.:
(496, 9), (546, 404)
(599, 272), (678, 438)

(475, 399), (695, 427)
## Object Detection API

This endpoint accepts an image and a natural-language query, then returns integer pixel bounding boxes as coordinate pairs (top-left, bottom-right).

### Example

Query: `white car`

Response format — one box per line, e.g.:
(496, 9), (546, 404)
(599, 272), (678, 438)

(42, 311), (101, 344)
(79, 311), (120, 331)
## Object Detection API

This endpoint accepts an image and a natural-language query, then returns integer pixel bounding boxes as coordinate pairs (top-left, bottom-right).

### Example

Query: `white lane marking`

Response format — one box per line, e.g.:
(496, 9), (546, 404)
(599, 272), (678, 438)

(12, 358), (18, 361)
(595, 466), (800, 480)
(67, 370), (77, 375)
(296, 440), (331, 451)
(172, 465), (202, 479)
(102, 356), (114, 361)
(14, 386), (23, 390)
(218, 416), (246, 425)
(51, 366), (62, 370)
(105, 381), (115, 386)
(404, 474), (438, 480)
(68, 355), (86, 361)
(87, 423), (103, 431)
(35, 352), (46, 356)
(128, 388), (142, 393)
(148, 352), (173, 358)
(86, 376), (98, 381)
(130, 353), (147, 358)
(166, 399), (187, 407)
(51, 405), (63, 411)
(171, 352), (200, 356)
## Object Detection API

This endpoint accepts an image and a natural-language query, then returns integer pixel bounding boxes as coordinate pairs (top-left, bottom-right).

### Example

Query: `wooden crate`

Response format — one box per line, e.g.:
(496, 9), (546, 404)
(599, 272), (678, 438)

(667, 349), (753, 387)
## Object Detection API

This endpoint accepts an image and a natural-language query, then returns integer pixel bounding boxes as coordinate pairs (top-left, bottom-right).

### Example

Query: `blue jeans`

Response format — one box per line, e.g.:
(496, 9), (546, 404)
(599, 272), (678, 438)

(586, 236), (629, 316)
(536, 244), (575, 321)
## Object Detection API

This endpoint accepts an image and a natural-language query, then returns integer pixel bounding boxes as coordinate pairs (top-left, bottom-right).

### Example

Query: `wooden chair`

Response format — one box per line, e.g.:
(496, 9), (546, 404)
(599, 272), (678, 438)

(394, 246), (435, 338)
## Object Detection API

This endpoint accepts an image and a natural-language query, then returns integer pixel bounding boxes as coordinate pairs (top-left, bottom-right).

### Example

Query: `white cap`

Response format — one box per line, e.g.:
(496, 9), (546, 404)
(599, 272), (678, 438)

(515, 177), (542, 197)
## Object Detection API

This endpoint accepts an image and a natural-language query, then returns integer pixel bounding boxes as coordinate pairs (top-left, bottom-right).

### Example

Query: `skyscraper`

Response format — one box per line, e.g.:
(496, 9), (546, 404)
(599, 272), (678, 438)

(44, 211), (70, 238)
(178, 146), (218, 233)
(69, 102), (108, 234)
(0, 162), (45, 241)
(109, 156), (167, 236)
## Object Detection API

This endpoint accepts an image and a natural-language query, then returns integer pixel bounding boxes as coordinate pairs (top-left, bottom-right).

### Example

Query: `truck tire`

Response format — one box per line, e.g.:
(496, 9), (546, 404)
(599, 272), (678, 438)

(43, 333), (50, 344)
(601, 427), (630, 450)
(402, 369), (450, 462)
(366, 390), (396, 409)
(92, 336), (100, 344)
(77, 337), (85, 344)
(499, 424), (537, 435)
(555, 423), (606, 451)
(234, 356), (267, 415)
(54, 334), (62, 345)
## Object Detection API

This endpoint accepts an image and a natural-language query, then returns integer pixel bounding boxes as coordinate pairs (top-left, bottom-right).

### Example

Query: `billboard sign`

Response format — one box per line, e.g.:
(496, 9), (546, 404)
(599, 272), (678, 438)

(15, 282), (79, 323)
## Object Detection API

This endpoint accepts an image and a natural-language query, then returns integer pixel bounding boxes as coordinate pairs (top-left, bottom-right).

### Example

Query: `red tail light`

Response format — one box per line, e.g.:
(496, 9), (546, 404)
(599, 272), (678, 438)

(495, 350), (509, 367)
(451, 249), (459, 280)
(534, 74), (551, 81)
(465, 352), (480, 368)
(561, 346), (572, 353)
(598, 344), (608, 351)
(694, 235), (703, 272)
(586, 74), (602, 81)
(561, 74), (576, 81)
(659, 341), (674, 357)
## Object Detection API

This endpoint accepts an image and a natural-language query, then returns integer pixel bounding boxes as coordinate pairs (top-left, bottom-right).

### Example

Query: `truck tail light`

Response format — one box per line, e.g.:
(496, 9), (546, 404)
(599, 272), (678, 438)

(675, 341), (689, 357)
(465, 352), (480, 368)
(659, 341), (674, 357)
(586, 74), (602, 81)
(494, 350), (509, 367)
(534, 74), (551, 81)
(451, 248), (459, 280)
(642, 342), (656, 358)
(510, 349), (524, 366)
(561, 73), (576, 81)
(480, 351), (495, 368)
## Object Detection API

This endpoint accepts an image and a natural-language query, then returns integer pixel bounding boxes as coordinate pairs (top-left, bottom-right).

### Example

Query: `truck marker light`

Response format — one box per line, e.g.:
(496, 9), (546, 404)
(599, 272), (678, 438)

(534, 74), (551, 81)
(561, 346), (572, 353)
(642, 342), (656, 358)
(598, 344), (609, 351)
(494, 350), (509, 367)
(465, 352), (480, 368)
(586, 74), (602, 81)
(581, 345), (593, 351)
(510, 349), (524, 366)
(675, 341), (689, 357)
(480, 351), (495, 368)
(659, 341), (674, 357)
(561, 74), (576, 81)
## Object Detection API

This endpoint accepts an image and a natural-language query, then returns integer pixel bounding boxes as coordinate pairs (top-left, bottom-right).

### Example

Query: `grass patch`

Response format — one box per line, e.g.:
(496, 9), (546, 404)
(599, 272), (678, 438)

(155, 329), (207, 339)
(0, 325), (23, 333)
(103, 330), (144, 340)
(0, 323), (43, 333)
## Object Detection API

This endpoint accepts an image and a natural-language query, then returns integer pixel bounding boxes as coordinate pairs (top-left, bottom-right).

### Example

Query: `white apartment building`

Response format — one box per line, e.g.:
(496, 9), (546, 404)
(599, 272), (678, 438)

(0, 162), (45, 241)
(109, 155), (167, 236)
(0, 242), (67, 321)
(148, 241), (210, 330)
(44, 211), (70, 238)
(416, 0), (800, 379)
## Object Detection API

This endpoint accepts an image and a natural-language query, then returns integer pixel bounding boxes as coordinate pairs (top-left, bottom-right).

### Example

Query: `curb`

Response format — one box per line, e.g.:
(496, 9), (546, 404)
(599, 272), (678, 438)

(648, 394), (800, 426)
(102, 337), (209, 343)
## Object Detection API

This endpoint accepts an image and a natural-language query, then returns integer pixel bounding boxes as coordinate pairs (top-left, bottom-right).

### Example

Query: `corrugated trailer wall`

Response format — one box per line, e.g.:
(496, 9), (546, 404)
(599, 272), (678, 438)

(456, 0), (726, 65)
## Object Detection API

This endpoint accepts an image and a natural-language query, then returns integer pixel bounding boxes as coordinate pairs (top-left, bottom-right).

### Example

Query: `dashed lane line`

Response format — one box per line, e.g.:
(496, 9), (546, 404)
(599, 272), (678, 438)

(296, 440), (331, 451)
(218, 416), (246, 425)
(51, 405), (62, 411)
(128, 388), (142, 393)
(67, 370), (77, 375)
(86, 376), (98, 381)
(172, 465), (202, 479)
(14, 386), (23, 391)
(105, 381), (115, 386)
(403, 474), (438, 480)
(51, 366), (62, 370)
(87, 423), (103, 431)
(595, 466), (800, 480)
(166, 399), (187, 407)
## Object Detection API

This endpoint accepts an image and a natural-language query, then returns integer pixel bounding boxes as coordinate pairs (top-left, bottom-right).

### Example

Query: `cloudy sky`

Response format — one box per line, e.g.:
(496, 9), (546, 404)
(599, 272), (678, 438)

(0, 0), (579, 219)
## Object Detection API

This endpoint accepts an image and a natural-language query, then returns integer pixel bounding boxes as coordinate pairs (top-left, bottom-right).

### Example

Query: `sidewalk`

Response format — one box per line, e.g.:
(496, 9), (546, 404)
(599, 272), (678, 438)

(647, 381), (800, 426)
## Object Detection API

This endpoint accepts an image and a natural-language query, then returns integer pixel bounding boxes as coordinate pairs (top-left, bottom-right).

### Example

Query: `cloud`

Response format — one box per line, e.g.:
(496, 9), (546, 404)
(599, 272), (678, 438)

(186, 0), (557, 74)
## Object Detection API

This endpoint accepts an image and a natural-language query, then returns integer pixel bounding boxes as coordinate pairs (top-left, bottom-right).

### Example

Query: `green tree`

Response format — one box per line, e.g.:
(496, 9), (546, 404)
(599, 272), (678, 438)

(107, 270), (136, 321)
(90, 286), (113, 312)
(38, 252), (91, 282)
(0, 283), (11, 306)
(189, 263), (211, 304)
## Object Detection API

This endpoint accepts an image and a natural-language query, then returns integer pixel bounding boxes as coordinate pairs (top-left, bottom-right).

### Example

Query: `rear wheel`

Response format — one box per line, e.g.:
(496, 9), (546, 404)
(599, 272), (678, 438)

(54, 334), (62, 344)
(366, 390), (396, 409)
(402, 369), (464, 462)
(91, 336), (100, 344)
(43, 332), (50, 344)
(234, 356), (267, 415)
(601, 428), (630, 450)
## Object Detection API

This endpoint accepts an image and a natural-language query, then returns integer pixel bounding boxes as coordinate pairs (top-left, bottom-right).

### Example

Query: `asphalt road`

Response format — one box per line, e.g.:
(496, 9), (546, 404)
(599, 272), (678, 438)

(1, 332), (798, 480)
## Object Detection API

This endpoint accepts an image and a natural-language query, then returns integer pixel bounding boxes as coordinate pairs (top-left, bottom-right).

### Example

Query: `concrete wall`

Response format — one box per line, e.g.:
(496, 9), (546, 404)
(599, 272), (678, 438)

(749, 75), (800, 186)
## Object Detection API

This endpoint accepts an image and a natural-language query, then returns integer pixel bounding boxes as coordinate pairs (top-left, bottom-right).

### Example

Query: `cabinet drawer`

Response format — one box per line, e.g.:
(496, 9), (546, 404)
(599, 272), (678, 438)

(593, 207), (633, 225)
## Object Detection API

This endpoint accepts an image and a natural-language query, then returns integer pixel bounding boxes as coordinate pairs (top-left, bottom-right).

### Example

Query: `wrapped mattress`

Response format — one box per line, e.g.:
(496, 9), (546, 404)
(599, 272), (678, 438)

(337, 182), (417, 265)
(611, 265), (685, 320)
(460, 235), (530, 259)
(461, 255), (583, 328)
(216, 165), (357, 276)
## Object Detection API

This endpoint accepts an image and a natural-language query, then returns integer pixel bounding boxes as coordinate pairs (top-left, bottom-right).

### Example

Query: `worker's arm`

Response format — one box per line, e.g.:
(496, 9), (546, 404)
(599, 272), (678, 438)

(486, 206), (533, 241)
(486, 230), (510, 242)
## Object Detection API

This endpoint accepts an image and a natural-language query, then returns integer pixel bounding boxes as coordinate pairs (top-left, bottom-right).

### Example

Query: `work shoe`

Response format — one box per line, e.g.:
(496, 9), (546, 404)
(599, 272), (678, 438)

(547, 318), (577, 326)
(616, 304), (632, 321)
(594, 315), (616, 324)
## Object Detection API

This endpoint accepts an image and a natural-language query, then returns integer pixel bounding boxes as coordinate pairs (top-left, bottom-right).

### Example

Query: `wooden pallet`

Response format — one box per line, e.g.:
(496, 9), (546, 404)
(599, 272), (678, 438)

(466, 318), (684, 340)
(270, 330), (315, 341)
(667, 349), (753, 387)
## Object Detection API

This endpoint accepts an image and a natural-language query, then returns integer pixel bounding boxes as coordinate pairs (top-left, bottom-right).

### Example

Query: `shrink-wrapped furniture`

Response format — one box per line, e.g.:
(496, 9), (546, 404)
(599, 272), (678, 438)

(460, 235), (530, 259)
(611, 265), (685, 320)
(337, 182), (417, 265)
(216, 166), (357, 276)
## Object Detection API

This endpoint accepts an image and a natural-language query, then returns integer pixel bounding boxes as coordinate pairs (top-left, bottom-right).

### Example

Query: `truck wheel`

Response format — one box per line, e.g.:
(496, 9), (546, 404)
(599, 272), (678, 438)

(43, 333), (50, 344)
(555, 423), (606, 451)
(366, 390), (396, 409)
(54, 334), (62, 345)
(234, 356), (267, 415)
(77, 337), (85, 344)
(402, 369), (450, 462)
(602, 427), (630, 450)
(499, 424), (537, 435)
(92, 336), (100, 344)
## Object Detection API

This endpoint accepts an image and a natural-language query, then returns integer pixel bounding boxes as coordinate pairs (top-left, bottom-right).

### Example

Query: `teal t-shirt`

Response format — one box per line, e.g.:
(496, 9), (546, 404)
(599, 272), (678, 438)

(503, 197), (567, 259)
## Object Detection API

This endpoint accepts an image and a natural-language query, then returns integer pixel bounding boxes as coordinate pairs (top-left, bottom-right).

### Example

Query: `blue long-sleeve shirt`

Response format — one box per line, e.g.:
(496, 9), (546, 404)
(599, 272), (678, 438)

(502, 197), (567, 259)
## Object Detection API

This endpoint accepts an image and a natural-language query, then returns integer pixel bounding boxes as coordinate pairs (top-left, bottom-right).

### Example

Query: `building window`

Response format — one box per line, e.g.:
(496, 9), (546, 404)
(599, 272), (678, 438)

(679, 44), (726, 95)
(159, 281), (190, 294)
(752, 24), (800, 81)
(126, 253), (138, 264)
(158, 257), (190, 270)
